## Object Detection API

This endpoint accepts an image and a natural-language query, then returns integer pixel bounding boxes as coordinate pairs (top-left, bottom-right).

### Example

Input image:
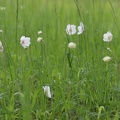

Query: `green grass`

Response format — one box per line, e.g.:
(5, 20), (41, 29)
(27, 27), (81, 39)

(0, 0), (120, 119)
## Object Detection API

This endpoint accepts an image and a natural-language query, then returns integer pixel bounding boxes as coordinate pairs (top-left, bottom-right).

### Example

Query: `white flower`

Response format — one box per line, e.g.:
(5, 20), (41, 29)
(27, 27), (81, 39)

(37, 37), (43, 42)
(66, 24), (76, 35)
(103, 31), (113, 42)
(102, 56), (111, 62)
(68, 42), (76, 49)
(38, 31), (42, 35)
(0, 41), (3, 52)
(43, 86), (52, 98)
(77, 22), (84, 35)
(20, 36), (31, 48)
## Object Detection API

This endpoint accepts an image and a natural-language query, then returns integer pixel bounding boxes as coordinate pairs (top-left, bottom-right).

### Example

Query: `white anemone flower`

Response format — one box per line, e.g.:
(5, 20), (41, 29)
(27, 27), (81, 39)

(20, 36), (31, 48)
(68, 42), (76, 49)
(66, 24), (76, 35)
(43, 86), (52, 98)
(37, 37), (43, 42)
(77, 22), (84, 35)
(103, 31), (113, 42)
(102, 56), (111, 62)
(0, 41), (3, 52)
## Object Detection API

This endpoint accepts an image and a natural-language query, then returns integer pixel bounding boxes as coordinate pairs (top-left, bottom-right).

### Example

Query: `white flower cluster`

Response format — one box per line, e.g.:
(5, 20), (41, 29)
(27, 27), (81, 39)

(66, 22), (84, 35)
(20, 30), (43, 49)
(102, 31), (113, 63)
(66, 22), (84, 49)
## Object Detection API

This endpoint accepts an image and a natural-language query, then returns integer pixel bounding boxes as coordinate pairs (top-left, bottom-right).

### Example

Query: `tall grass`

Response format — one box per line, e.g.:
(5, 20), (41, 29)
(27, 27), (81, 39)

(0, 0), (120, 119)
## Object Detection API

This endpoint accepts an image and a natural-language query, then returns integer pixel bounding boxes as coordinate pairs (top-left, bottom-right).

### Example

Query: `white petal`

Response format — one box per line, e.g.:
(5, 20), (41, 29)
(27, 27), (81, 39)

(77, 22), (84, 35)
(43, 86), (52, 98)
(77, 26), (83, 34)
(20, 36), (25, 41)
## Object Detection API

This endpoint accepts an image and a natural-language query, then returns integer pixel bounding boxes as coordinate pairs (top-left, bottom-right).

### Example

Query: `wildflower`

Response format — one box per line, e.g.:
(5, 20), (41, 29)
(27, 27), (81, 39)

(20, 36), (31, 48)
(68, 42), (76, 49)
(102, 56), (111, 62)
(66, 24), (76, 35)
(38, 31), (42, 35)
(103, 31), (113, 42)
(37, 37), (43, 42)
(43, 86), (52, 98)
(0, 41), (3, 52)
(77, 22), (84, 35)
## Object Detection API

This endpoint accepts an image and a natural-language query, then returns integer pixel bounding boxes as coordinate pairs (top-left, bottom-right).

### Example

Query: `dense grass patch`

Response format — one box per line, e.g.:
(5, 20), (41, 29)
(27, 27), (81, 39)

(0, 0), (120, 119)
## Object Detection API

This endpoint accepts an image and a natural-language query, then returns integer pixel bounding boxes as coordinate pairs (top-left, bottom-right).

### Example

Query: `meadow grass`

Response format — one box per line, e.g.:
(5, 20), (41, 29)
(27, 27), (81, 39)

(0, 0), (120, 120)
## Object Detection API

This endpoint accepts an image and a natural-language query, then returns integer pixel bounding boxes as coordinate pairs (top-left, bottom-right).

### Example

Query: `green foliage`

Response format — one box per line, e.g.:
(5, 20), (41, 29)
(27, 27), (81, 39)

(0, 0), (120, 119)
